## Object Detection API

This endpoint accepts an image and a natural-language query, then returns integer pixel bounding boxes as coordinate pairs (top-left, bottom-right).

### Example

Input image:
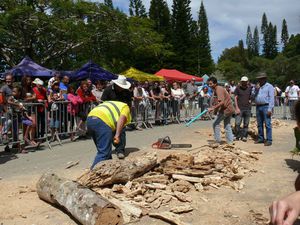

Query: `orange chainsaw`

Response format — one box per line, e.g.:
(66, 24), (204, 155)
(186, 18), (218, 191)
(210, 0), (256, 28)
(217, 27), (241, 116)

(152, 136), (192, 149)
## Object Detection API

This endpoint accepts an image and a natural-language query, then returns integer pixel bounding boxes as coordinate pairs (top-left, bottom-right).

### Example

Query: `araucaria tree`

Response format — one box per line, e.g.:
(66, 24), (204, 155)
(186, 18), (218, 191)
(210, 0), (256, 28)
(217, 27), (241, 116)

(149, 0), (171, 36)
(129, 0), (147, 17)
(281, 19), (289, 50)
(197, 1), (214, 75)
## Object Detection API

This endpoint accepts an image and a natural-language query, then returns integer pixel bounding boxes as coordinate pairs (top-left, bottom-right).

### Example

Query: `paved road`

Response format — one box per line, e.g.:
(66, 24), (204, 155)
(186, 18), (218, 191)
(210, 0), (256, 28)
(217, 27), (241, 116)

(0, 121), (210, 179)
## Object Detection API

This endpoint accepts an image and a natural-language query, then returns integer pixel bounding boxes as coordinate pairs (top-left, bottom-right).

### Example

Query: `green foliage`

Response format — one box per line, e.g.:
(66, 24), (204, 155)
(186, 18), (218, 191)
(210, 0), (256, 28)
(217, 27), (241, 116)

(281, 19), (289, 49)
(283, 34), (300, 58)
(261, 13), (268, 35)
(197, 1), (214, 75)
(217, 60), (247, 81)
(129, 0), (147, 17)
(149, 0), (171, 37)
(253, 26), (260, 56)
(263, 22), (278, 59)
(104, 0), (113, 9)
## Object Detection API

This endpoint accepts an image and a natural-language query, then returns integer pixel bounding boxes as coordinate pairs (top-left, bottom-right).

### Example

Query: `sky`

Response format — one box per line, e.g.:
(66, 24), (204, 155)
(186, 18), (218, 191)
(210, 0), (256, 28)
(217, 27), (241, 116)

(93, 0), (300, 61)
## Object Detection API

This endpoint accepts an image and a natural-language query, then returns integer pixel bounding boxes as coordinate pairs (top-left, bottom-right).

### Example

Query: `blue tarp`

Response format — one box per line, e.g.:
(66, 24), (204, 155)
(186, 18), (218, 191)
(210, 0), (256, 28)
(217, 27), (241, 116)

(71, 61), (117, 82)
(7, 57), (54, 77)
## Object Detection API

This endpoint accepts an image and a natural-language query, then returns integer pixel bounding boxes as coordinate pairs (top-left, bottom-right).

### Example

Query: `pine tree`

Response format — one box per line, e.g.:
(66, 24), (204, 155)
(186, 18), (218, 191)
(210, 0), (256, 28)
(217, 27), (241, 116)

(261, 13), (268, 35)
(246, 25), (253, 57)
(281, 19), (289, 50)
(129, 0), (147, 17)
(104, 0), (113, 9)
(253, 26), (260, 56)
(171, 0), (193, 70)
(271, 25), (278, 58)
(197, 1), (213, 75)
(149, 0), (171, 36)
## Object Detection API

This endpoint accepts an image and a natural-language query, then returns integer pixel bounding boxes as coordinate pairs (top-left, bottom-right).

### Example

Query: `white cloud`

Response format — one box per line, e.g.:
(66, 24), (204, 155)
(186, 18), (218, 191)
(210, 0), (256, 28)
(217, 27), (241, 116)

(93, 0), (300, 60)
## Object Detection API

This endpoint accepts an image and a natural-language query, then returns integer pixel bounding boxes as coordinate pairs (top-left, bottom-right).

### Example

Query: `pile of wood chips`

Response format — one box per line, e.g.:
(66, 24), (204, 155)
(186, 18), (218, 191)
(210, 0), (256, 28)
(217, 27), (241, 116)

(77, 144), (262, 224)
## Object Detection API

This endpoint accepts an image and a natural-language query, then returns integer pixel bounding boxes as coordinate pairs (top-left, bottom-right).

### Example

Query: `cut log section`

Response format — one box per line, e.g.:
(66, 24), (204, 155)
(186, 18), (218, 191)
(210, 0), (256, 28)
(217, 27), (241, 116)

(36, 173), (123, 225)
(77, 154), (158, 188)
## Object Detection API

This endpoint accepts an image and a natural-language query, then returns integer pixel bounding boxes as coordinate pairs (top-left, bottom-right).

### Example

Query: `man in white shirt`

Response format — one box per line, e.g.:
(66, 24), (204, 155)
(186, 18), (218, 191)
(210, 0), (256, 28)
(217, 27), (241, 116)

(285, 80), (300, 120)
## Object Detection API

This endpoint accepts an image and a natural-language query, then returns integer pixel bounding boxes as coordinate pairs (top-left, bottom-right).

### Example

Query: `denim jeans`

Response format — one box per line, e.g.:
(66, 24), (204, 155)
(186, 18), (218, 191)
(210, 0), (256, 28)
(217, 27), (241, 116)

(256, 105), (272, 143)
(113, 127), (126, 154)
(213, 113), (233, 143)
(87, 117), (113, 169)
(235, 109), (251, 139)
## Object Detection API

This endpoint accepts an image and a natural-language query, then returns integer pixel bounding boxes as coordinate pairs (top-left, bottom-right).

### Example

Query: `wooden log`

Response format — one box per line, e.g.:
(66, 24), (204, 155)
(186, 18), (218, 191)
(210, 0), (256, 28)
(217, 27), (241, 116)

(36, 172), (123, 225)
(77, 154), (158, 188)
(172, 174), (203, 183)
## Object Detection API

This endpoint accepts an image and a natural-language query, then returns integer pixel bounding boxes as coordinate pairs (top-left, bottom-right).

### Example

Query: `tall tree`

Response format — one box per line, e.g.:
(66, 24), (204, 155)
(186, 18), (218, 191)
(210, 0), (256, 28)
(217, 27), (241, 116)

(246, 25), (253, 57)
(271, 25), (278, 58)
(253, 26), (260, 56)
(104, 0), (113, 9)
(149, 0), (171, 36)
(129, 0), (147, 17)
(281, 19), (289, 50)
(261, 13), (268, 35)
(171, 0), (193, 70)
(263, 22), (278, 59)
(197, 1), (214, 75)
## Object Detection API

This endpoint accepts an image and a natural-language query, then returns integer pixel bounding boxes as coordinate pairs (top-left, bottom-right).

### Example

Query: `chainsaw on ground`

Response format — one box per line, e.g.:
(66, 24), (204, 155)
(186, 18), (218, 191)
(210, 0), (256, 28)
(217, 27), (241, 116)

(152, 136), (192, 149)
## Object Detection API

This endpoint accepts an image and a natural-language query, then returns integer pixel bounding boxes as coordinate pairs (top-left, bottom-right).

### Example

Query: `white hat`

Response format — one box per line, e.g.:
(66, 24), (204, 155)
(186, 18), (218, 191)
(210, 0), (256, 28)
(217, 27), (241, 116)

(32, 78), (44, 86)
(112, 75), (131, 89)
(241, 76), (248, 82)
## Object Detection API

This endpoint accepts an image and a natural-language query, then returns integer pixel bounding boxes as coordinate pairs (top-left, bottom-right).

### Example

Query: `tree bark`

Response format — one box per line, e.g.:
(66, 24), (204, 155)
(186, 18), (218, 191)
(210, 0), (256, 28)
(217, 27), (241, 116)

(36, 172), (123, 225)
(77, 155), (157, 188)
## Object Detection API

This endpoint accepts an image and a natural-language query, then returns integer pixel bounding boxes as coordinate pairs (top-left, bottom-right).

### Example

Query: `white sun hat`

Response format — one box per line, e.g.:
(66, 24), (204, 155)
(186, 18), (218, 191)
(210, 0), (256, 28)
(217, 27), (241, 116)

(241, 76), (249, 82)
(32, 78), (44, 86)
(112, 75), (131, 89)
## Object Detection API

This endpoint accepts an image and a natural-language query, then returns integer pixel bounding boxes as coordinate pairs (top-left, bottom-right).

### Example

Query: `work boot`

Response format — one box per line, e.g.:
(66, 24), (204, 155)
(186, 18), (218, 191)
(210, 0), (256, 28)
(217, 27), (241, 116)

(117, 152), (125, 159)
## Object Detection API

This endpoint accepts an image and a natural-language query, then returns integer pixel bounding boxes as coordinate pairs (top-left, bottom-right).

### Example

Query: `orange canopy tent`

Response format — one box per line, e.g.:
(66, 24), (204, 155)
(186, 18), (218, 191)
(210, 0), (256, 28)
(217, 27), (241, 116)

(155, 69), (203, 82)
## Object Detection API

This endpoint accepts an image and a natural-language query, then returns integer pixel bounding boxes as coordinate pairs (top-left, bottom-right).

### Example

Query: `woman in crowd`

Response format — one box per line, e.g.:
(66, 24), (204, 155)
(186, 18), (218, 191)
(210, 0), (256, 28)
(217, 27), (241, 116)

(150, 82), (162, 125)
(171, 82), (185, 122)
(92, 80), (106, 104)
(33, 78), (47, 138)
(67, 86), (83, 141)
(21, 75), (38, 146)
(160, 82), (171, 125)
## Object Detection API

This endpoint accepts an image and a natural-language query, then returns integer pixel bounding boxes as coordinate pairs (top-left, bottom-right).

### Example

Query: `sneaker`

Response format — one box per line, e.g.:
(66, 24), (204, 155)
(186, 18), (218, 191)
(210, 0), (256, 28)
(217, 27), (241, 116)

(264, 142), (272, 146)
(117, 152), (125, 159)
(242, 137), (247, 142)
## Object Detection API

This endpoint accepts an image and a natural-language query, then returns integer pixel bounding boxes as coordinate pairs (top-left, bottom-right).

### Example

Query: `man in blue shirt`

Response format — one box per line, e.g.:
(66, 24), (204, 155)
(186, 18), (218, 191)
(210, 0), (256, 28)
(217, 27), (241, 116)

(253, 72), (274, 146)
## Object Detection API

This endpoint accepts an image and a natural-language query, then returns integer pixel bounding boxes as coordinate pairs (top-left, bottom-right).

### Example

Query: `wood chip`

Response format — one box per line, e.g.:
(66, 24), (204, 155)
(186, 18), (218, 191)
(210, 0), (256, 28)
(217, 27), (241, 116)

(173, 191), (192, 202)
(172, 174), (203, 183)
(149, 211), (190, 225)
(65, 161), (79, 169)
(170, 205), (193, 214)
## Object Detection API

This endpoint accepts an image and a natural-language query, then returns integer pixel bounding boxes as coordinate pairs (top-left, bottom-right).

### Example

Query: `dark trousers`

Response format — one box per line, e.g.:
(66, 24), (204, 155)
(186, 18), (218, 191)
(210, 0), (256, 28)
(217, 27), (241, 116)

(235, 109), (251, 139)
(37, 111), (45, 138)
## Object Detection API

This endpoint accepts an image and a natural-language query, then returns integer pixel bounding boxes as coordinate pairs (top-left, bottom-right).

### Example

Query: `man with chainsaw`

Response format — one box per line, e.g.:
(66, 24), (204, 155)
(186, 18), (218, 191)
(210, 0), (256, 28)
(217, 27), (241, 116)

(207, 76), (235, 145)
(87, 101), (131, 169)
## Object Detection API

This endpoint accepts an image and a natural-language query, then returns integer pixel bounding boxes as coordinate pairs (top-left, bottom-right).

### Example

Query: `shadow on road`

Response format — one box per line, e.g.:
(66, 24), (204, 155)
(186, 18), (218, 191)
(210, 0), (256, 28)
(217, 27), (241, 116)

(112, 147), (140, 157)
(285, 158), (300, 172)
(0, 151), (18, 164)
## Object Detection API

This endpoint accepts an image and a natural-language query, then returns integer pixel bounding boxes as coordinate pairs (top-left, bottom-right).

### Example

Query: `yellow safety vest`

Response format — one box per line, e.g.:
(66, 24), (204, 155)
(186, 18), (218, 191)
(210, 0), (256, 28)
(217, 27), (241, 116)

(88, 101), (131, 130)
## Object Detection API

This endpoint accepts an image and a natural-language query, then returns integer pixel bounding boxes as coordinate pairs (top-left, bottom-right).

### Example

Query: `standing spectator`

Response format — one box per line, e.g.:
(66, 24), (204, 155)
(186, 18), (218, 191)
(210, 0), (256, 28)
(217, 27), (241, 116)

(150, 82), (162, 125)
(185, 78), (198, 119)
(86, 78), (95, 92)
(33, 78), (47, 138)
(285, 80), (300, 120)
(92, 80), (106, 104)
(253, 72), (275, 146)
(274, 84), (282, 106)
(59, 75), (70, 99)
(101, 75), (132, 159)
(48, 72), (60, 89)
(59, 75), (70, 133)
(234, 76), (252, 142)
(199, 86), (211, 113)
(77, 81), (96, 103)
(21, 75), (37, 145)
(160, 83), (171, 125)
(171, 82), (185, 122)
(229, 80), (236, 94)
(207, 77), (235, 144)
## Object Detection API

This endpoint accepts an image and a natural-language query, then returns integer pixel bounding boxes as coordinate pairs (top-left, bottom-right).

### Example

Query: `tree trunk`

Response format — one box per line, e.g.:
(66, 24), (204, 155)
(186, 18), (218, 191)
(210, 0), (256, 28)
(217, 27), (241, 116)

(36, 172), (123, 225)
(77, 154), (157, 188)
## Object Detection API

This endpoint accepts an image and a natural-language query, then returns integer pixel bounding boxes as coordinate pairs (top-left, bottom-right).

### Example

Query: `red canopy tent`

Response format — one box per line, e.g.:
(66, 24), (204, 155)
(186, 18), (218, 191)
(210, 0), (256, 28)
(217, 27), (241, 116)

(155, 69), (203, 82)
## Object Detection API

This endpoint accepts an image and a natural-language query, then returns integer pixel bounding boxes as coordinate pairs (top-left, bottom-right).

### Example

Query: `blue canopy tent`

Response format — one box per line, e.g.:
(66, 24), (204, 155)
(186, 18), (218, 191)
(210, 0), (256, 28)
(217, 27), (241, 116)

(7, 57), (54, 77)
(71, 61), (117, 83)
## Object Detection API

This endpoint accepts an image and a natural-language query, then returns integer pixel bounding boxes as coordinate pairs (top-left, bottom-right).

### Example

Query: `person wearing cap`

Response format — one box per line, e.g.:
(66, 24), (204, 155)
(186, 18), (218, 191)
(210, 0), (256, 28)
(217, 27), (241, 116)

(234, 76), (252, 142)
(285, 80), (300, 120)
(207, 76), (235, 144)
(101, 75), (132, 159)
(253, 72), (275, 146)
(87, 101), (132, 169)
(185, 78), (198, 119)
(33, 78), (47, 138)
